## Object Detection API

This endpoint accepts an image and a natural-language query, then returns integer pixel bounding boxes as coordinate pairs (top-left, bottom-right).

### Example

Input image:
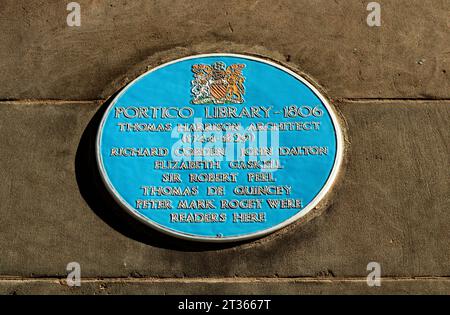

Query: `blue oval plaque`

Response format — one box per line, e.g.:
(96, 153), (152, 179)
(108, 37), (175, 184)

(97, 54), (343, 242)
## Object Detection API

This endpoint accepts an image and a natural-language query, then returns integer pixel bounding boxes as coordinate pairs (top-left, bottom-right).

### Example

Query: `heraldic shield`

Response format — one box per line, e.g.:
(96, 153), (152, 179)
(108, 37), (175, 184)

(191, 61), (245, 104)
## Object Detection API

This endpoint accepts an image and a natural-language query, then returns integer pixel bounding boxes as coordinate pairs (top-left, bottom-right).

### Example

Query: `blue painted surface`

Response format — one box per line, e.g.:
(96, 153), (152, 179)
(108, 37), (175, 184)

(98, 55), (338, 240)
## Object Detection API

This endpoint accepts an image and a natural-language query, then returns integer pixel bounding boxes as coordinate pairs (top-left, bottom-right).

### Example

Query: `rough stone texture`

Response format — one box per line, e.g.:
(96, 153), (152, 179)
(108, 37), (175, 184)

(0, 0), (448, 100)
(0, 278), (449, 295)
(0, 101), (448, 287)
(0, 0), (449, 294)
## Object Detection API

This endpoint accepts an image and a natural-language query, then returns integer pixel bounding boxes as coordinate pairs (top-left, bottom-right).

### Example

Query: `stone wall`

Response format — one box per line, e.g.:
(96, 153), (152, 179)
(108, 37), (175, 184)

(0, 0), (448, 294)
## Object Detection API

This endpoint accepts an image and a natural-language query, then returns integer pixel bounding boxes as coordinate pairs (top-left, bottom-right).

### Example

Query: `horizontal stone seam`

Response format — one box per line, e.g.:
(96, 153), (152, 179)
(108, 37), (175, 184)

(0, 277), (449, 284)
(0, 100), (102, 105)
(335, 98), (450, 103)
(0, 98), (449, 105)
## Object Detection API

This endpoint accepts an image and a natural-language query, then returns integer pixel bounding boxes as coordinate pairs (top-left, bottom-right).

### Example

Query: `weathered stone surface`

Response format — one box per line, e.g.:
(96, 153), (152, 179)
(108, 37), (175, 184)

(0, 100), (448, 282)
(0, 0), (448, 100)
(0, 278), (448, 295)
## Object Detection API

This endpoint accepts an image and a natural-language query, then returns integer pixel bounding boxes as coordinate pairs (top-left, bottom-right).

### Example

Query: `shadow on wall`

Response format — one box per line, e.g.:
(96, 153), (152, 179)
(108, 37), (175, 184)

(74, 92), (253, 252)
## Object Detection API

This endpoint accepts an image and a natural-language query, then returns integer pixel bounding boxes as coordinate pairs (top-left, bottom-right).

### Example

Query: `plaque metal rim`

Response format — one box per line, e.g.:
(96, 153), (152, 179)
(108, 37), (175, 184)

(96, 53), (344, 243)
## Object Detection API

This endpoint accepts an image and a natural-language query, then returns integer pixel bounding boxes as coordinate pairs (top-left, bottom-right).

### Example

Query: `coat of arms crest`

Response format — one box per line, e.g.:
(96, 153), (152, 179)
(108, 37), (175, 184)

(191, 61), (245, 104)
